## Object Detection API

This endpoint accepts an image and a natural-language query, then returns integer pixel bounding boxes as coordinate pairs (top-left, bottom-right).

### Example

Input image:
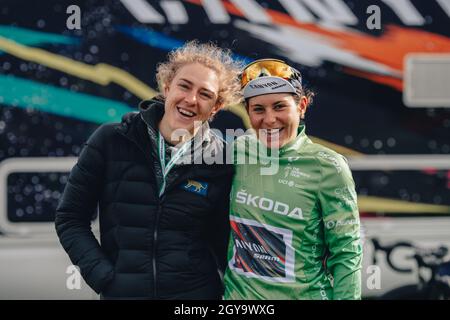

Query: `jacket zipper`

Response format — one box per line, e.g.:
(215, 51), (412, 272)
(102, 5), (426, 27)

(152, 200), (163, 298)
(116, 127), (162, 298)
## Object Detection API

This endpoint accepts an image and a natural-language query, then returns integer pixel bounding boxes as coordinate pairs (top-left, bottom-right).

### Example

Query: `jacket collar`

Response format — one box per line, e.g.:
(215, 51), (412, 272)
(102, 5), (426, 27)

(138, 97), (165, 135)
(117, 97), (225, 165)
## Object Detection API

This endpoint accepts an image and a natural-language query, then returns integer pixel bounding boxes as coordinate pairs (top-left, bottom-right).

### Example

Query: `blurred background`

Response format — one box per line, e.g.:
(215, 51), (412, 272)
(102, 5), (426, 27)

(0, 0), (449, 299)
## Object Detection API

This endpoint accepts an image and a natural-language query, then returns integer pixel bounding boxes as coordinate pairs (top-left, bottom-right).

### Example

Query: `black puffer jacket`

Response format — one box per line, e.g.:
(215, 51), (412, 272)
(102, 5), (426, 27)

(55, 98), (233, 299)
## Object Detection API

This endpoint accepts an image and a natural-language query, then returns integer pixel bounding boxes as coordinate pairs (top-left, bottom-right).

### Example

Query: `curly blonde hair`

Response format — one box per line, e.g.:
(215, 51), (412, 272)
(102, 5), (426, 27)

(156, 41), (243, 107)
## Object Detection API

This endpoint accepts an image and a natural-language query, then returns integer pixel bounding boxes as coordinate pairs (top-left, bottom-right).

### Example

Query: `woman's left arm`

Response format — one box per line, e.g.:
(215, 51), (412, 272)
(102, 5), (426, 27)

(318, 153), (363, 300)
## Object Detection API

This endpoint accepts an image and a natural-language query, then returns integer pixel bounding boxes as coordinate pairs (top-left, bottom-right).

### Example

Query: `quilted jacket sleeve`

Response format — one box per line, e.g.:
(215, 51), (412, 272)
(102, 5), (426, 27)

(55, 125), (115, 294)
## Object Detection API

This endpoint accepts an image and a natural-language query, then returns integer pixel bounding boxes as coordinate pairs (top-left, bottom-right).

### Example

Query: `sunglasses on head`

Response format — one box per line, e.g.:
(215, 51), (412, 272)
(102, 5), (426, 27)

(240, 59), (302, 89)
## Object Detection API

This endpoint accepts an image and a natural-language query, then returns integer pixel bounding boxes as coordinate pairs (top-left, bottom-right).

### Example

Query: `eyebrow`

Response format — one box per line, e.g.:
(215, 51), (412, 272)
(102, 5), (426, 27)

(178, 78), (215, 96)
(251, 101), (286, 108)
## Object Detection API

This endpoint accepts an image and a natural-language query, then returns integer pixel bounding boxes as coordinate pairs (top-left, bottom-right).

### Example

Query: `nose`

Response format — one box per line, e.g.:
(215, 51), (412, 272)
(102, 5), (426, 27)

(184, 90), (197, 105)
(263, 109), (277, 126)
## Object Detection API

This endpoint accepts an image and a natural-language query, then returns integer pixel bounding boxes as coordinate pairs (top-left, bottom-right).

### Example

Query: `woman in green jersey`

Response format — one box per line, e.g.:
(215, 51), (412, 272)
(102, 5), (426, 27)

(224, 59), (362, 300)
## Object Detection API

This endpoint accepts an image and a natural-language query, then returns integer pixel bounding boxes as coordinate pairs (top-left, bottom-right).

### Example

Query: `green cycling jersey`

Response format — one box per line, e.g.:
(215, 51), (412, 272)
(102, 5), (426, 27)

(224, 125), (362, 300)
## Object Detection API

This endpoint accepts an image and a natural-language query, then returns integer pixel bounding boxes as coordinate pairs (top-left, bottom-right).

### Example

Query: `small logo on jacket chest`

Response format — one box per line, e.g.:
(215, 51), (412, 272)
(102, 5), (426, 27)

(181, 179), (208, 196)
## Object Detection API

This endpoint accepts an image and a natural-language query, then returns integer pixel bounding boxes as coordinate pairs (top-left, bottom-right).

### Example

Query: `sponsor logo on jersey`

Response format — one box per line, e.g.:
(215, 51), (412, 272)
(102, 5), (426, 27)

(334, 186), (358, 210)
(234, 239), (281, 262)
(317, 281), (330, 300)
(235, 189), (304, 220)
(280, 166), (311, 188)
(228, 216), (295, 283)
(284, 166), (311, 179)
(318, 151), (342, 173)
(278, 179), (298, 188)
(325, 218), (359, 230)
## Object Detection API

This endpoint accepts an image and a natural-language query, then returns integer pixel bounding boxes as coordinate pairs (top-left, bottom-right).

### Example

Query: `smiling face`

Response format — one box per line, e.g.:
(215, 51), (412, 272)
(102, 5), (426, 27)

(247, 93), (307, 148)
(160, 63), (222, 141)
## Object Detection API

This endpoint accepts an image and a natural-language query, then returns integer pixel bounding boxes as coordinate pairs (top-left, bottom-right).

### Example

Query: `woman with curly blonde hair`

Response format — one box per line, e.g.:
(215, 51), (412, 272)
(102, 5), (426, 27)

(56, 41), (243, 299)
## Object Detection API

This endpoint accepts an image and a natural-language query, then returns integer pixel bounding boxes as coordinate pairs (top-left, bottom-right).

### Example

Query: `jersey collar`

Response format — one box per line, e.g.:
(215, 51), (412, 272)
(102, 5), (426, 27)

(278, 125), (310, 156)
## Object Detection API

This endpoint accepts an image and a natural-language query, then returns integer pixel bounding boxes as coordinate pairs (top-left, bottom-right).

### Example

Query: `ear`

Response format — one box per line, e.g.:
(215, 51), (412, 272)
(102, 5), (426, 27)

(298, 96), (308, 119)
(211, 101), (224, 116)
(163, 82), (170, 97)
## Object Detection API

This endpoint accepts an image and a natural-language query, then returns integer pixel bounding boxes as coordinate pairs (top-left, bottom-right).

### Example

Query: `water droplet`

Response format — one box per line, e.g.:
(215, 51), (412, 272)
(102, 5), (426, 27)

(360, 138), (369, 148)
(16, 209), (24, 217)
(37, 19), (46, 28)
(89, 45), (99, 54)
(387, 137), (396, 147)
(344, 136), (353, 144)
(108, 108), (117, 117)
(373, 140), (383, 150)
(31, 176), (40, 184)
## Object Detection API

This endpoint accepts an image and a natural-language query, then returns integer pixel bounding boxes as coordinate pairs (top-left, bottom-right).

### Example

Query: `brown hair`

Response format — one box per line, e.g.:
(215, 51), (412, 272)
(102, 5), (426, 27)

(294, 88), (315, 109)
(156, 40), (243, 107)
